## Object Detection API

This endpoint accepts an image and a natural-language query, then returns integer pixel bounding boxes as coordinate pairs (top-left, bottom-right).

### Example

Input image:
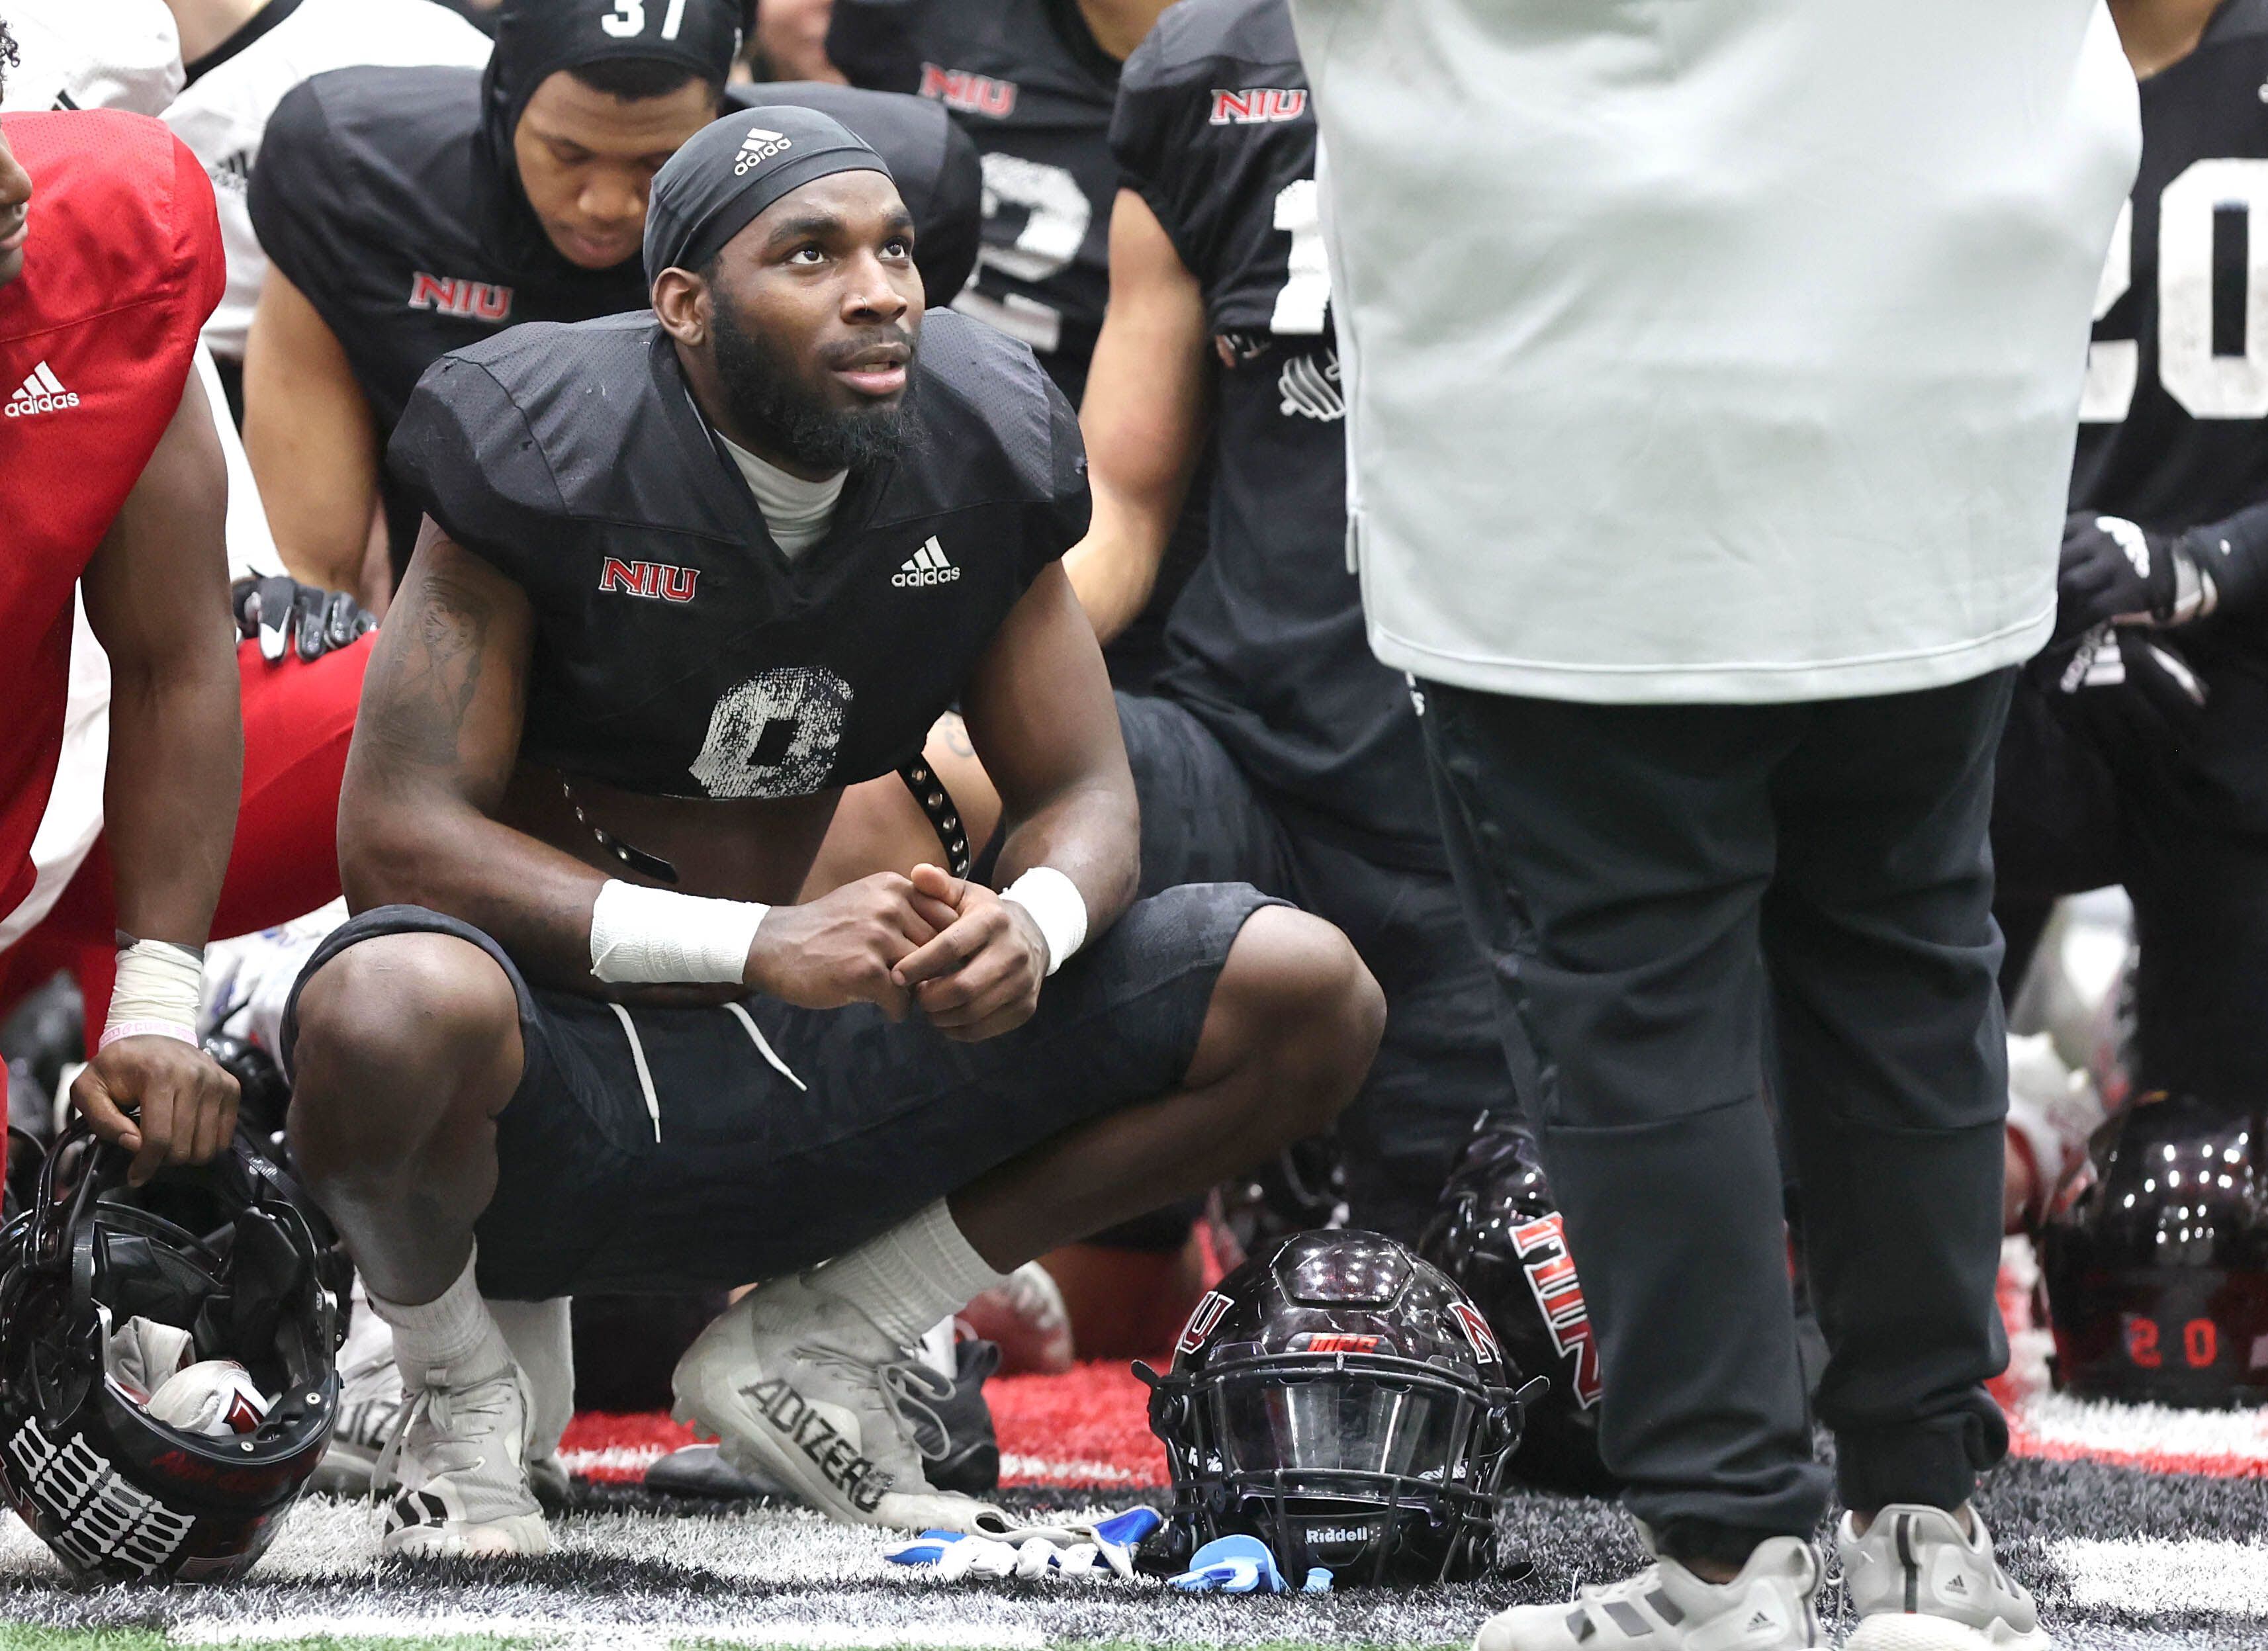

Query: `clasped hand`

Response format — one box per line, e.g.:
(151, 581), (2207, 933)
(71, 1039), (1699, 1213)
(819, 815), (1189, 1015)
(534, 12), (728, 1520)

(746, 863), (1048, 1040)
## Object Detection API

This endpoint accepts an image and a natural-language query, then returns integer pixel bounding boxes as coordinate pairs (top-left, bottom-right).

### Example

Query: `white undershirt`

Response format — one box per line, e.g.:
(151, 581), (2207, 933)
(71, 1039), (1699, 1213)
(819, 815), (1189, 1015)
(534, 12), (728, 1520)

(717, 431), (846, 560)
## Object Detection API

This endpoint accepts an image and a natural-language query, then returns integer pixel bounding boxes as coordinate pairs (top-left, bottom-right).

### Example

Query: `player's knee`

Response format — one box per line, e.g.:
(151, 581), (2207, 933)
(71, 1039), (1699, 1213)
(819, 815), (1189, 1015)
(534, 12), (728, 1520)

(1215, 907), (1384, 1136)
(287, 934), (519, 1178)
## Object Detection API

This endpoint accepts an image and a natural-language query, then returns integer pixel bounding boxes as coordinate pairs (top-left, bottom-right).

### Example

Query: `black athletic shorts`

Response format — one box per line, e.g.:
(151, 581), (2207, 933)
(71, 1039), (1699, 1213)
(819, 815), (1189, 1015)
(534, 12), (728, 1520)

(279, 884), (1277, 1300)
(1117, 693), (1523, 1242)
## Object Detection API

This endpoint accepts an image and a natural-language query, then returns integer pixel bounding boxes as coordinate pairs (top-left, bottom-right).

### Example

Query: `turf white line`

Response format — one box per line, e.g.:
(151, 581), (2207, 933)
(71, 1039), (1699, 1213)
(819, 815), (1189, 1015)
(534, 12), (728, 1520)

(173, 1616), (1047, 1647)
(557, 1444), (668, 1477)
(997, 1453), (1146, 1485)
(2048, 1537), (2268, 1619)
(2015, 1392), (2268, 1475)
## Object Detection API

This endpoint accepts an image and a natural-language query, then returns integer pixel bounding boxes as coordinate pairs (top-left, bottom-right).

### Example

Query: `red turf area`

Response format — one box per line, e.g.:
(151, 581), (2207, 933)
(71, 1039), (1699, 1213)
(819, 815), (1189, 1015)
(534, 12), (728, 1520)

(562, 1359), (1172, 1490)
(562, 1259), (2268, 1492)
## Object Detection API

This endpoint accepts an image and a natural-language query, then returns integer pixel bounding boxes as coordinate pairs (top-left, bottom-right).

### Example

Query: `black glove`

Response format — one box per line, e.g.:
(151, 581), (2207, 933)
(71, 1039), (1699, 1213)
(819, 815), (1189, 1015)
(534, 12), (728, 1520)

(231, 574), (376, 663)
(2055, 512), (2214, 641)
(2048, 621), (2209, 746)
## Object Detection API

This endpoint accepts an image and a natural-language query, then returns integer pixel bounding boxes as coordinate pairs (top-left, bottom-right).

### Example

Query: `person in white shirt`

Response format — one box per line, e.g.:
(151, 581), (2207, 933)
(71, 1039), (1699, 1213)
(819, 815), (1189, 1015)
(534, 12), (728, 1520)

(156, 0), (492, 386)
(1287, 2), (2140, 1647)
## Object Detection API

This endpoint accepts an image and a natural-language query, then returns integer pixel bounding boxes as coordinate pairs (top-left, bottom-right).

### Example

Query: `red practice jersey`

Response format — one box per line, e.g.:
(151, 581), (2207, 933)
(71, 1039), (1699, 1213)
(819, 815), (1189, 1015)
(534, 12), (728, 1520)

(0, 111), (224, 926)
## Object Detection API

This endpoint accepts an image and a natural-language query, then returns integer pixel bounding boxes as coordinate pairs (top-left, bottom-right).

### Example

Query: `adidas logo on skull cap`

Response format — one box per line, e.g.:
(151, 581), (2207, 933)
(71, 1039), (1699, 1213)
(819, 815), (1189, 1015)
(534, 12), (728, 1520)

(735, 128), (791, 176)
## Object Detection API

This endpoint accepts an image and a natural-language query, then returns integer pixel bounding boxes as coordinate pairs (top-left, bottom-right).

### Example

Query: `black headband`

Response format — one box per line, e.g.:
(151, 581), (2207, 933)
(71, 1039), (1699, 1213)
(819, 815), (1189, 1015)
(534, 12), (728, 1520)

(643, 105), (893, 279)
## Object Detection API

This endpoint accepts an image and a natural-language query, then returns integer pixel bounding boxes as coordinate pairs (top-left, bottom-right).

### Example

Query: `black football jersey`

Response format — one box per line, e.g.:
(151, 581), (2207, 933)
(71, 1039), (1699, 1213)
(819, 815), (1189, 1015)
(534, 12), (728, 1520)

(829, 0), (1118, 404)
(386, 309), (1088, 800)
(2069, 0), (2268, 826)
(1112, 0), (1440, 863)
(251, 67), (644, 442)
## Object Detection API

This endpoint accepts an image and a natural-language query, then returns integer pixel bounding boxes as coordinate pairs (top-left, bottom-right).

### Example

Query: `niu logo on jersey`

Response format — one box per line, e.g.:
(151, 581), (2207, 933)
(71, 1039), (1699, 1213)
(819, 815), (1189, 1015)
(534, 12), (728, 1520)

(406, 271), (514, 323)
(1209, 87), (1306, 125)
(599, 557), (700, 603)
(919, 62), (1017, 118)
(1510, 1212), (1604, 1407)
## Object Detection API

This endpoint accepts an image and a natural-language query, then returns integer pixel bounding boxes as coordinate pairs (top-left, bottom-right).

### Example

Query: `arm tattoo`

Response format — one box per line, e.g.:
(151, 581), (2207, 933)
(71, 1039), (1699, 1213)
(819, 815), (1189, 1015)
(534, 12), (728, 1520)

(370, 572), (490, 770)
(939, 711), (975, 760)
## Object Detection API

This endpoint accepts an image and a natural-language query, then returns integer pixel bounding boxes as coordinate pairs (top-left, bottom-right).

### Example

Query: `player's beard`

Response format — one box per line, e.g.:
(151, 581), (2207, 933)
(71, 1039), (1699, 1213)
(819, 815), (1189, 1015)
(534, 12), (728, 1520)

(709, 292), (913, 474)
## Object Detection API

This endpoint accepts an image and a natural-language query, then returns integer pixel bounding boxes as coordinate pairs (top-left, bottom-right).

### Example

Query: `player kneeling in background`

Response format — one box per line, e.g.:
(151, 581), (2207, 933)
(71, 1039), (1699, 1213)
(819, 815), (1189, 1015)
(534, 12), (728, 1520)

(279, 107), (1382, 1557)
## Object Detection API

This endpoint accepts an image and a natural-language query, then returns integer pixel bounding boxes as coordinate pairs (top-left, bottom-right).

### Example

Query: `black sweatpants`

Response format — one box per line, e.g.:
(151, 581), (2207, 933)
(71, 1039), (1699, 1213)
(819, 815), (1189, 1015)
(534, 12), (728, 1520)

(1418, 671), (2016, 1549)
(1994, 647), (2268, 1103)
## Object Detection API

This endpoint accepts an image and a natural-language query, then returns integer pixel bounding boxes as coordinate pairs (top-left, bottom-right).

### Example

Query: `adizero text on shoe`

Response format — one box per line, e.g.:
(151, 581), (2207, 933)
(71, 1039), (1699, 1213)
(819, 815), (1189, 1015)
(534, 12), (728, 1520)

(1473, 1536), (1825, 1651)
(670, 1273), (1003, 1533)
(310, 1304), (404, 1498)
(376, 1353), (549, 1558)
(1840, 1505), (2052, 1651)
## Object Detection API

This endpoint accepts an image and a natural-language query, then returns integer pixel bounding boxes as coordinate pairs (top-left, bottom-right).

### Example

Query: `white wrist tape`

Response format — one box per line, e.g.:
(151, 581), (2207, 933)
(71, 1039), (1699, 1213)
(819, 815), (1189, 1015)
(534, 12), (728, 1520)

(102, 940), (203, 1051)
(1000, 867), (1088, 977)
(589, 879), (768, 985)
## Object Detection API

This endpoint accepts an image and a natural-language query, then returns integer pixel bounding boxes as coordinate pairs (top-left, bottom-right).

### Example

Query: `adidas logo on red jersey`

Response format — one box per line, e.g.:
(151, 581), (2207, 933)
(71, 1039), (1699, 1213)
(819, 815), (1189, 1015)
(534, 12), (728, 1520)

(5, 361), (77, 418)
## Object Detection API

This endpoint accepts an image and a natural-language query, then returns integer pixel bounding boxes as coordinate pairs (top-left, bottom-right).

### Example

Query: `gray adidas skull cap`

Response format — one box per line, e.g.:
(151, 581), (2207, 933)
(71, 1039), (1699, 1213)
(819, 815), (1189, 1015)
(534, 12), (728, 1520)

(644, 107), (894, 285)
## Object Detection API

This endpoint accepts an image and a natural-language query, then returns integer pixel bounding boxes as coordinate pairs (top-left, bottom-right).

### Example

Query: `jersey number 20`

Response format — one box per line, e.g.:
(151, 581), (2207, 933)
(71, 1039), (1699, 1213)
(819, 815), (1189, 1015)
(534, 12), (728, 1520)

(2087, 159), (2268, 422)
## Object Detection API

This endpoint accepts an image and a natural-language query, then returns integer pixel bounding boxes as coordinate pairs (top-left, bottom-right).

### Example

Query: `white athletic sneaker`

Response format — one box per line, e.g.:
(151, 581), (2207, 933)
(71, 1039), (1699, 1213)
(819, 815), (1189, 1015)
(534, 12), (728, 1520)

(310, 1296), (405, 1498)
(1473, 1535), (1825, 1651)
(1838, 1505), (2051, 1651)
(375, 1344), (550, 1558)
(671, 1273), (1008, 1533)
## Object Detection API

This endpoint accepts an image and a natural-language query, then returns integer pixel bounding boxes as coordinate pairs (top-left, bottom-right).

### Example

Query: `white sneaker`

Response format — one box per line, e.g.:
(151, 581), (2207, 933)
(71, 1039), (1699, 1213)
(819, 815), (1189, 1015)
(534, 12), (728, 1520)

(671, 1273), (1007, 1533)
(376, 1342), (549, 1558)
(1474, 1535), (1825, 1651)
(1838, 1505), (2051, 1651)
(310, 1297), (405, 1498)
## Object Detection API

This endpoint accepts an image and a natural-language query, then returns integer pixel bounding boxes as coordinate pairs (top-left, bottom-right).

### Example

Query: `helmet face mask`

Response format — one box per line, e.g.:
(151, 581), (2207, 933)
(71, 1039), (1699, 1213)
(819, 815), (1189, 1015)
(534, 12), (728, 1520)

(2040, 1092), (2268, 1409)
(0, 1125), (341, 1582)
(1141, 1230), (1535, 1587)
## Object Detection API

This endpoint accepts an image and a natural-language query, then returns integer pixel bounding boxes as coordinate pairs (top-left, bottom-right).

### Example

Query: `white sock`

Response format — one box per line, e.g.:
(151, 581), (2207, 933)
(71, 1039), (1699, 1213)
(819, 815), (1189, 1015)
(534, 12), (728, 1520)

(809, 1201), (1008, 1351)
(488, 1296), (573, 1462)
(367, 1247), (510, 1391)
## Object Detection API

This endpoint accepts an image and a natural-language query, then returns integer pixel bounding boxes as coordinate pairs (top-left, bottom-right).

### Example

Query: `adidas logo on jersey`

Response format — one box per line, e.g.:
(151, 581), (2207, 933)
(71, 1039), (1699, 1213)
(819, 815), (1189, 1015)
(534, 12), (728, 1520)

(893, 536), (960, 587)
(735, 128), (792, 175)
(5, 361), (77, 418)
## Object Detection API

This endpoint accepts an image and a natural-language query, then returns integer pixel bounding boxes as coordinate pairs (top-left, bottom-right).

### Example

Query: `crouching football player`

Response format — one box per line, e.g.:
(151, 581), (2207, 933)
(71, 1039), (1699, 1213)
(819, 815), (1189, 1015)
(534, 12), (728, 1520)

(281, 107), (1383, 1558)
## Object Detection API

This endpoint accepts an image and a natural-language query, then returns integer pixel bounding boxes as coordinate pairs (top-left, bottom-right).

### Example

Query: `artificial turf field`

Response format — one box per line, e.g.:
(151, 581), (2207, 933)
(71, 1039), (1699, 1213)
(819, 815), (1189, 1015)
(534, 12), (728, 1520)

(2, 1247), (2265, 1651)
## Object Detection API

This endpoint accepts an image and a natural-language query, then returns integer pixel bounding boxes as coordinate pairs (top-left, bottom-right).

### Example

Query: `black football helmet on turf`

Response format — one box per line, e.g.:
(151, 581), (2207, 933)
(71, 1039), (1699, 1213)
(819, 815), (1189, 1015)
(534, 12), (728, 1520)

(1420, 1113), (1615, 1493)
(2039, 1091), (2268, 1408)
(0, 1122), (341, 1581)
(1138, 1229), (1542, 1586)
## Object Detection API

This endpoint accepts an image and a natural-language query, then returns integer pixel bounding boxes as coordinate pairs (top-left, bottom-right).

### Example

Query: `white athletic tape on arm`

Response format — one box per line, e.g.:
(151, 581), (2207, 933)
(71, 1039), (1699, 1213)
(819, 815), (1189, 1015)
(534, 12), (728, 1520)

(588, 879), (768, 985)
(1000, 867), (1088, 978)
(101, 940), (204, 1051)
